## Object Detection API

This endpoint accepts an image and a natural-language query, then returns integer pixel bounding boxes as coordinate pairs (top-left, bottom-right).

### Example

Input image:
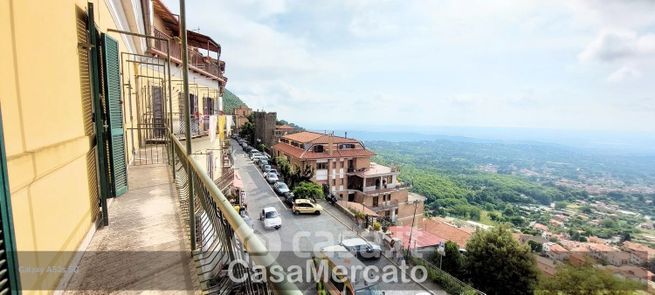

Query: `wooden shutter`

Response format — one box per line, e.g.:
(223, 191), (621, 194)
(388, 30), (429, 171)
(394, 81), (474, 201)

(101, 34), (128, 197)
(88, 2), (110, 225)
(0, 109), (21, 293)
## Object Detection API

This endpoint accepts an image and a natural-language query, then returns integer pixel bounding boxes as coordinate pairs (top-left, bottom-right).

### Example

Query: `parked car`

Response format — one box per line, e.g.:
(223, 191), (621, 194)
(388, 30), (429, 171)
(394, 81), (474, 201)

(258, 159), (269, 168)
(262, 165), (272, 173)
(282, 193), (295, 207)
(249, 152), (262, 160)
(259, 207), (281, 230)
(273, 182), (290, 196)
(267, 169), (278, 176)
(253, 156), (267, 164)
(243, 145), (253, 153)
(340, 238), (382, 260)
(292, 199), (323, 215)
(265, 173), (279, 184)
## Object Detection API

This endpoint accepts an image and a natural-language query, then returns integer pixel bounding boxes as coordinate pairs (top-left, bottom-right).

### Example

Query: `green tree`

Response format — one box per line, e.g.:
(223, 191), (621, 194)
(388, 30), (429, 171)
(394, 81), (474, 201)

(537, 263), (645, 294)
(465, 225), (538, 295)
(527, 240), (543, 253)
(239, 121), (255, 145)
(275, 157), (291, 177)
(292, 181), (324, 200)
(436, 241), (466, 279)
(288, 164), (314, 188)
(554, 201), (568, 209)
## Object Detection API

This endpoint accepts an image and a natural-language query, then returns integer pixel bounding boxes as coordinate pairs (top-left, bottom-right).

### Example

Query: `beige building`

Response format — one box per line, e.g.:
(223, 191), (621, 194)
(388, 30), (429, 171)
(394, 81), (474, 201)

(233, 105), (252, 131)
(272, 131), (423, 224)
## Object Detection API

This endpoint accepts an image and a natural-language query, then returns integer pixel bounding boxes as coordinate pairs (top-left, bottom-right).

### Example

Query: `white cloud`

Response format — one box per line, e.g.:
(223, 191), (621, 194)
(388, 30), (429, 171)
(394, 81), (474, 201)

(607, 66), (642, 82)
(168, 0), (655, 133)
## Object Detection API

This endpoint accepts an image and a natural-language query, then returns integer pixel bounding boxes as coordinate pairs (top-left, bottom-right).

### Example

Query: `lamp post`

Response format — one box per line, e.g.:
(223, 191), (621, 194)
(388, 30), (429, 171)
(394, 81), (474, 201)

(407, 200), (419, 255)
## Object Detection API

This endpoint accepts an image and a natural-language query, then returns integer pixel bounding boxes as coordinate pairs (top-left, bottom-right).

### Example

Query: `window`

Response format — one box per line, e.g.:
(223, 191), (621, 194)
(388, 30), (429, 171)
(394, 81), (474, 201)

(317, 162), (328, 169)
(338, 143), (356, 149)
(332, 161), (337, 168)
(313, 145), (324, 152)
(332, 179), (336, 185)
(340, 161), (344, 168)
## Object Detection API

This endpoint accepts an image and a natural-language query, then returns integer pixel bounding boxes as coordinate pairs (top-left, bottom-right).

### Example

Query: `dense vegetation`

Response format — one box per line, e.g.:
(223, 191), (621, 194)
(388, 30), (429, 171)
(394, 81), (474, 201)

(536, 263), (645, 294)
(223, 89), (246, 114)
(368, 140), (655, 220)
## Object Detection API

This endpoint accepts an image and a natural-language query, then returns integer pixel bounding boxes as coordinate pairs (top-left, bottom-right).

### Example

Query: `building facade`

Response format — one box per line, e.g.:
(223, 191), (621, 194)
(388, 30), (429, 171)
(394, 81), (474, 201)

(0, 0), (227, 291)
(233, 105), (252, 132)
(272, 131), (423, 224)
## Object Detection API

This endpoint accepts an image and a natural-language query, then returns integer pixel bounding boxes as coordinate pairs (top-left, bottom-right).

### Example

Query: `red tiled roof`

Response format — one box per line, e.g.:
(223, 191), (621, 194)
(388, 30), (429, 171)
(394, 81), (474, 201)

(389, 226), (444, 249)
(282, 131), (324, 143)
(282, 131), (360, 144)
(272, 142), (374, 160)
(421, 218), (473, 247)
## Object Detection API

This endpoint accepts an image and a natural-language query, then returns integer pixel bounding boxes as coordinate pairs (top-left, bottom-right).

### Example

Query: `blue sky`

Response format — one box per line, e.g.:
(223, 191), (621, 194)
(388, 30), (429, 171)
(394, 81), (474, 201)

(164, 0), (655, 134)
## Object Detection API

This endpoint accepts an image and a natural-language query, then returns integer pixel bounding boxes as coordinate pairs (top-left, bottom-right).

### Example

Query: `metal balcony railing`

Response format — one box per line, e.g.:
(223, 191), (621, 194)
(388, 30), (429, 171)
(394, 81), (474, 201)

(152, 28), (224, 79)
(169, 133), (301, 294)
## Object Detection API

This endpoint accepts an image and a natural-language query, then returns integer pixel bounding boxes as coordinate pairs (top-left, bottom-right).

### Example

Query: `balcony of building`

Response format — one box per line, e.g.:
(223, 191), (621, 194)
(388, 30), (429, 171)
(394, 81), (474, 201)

(151, 28), (226, 82)
(61, 132), (299, 293)
(148, 0), (227, 83)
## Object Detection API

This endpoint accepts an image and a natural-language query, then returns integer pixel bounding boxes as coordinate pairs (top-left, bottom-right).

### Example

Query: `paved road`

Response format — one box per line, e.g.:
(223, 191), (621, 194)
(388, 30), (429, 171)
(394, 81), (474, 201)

(232, 140), (443, 294)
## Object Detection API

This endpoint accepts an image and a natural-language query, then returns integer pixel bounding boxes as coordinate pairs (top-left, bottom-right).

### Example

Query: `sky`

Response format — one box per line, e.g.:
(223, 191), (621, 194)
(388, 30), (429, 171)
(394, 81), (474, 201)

(164, 0), (655, 134)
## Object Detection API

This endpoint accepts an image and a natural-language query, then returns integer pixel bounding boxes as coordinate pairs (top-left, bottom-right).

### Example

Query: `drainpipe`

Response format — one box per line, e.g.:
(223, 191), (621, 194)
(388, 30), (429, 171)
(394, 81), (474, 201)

(179, 0), (196, 250)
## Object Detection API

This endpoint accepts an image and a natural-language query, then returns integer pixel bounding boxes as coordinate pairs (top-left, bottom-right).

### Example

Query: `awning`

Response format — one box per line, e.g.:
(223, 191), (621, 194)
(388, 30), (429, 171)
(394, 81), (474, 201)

(233, 171), (243, 189)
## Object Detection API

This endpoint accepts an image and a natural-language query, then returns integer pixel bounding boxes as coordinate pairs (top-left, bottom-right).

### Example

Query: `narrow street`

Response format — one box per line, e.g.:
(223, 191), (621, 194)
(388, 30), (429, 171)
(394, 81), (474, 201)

(232, 140), (443, 294)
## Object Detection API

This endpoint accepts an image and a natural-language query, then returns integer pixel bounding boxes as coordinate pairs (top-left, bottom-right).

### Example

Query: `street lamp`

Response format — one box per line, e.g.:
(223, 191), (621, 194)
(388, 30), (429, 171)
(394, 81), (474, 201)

(407, 200), (419, 255)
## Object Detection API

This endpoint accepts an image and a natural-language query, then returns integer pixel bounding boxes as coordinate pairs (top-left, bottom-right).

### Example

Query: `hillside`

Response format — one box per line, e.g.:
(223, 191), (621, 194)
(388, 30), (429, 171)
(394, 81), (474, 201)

(223, 89), (247, 114)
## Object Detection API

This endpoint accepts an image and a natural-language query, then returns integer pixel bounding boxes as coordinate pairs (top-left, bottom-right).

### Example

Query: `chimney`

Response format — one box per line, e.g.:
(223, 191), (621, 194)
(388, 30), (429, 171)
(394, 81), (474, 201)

(345, 131), (348, 139)
(328, 133), (334, 155)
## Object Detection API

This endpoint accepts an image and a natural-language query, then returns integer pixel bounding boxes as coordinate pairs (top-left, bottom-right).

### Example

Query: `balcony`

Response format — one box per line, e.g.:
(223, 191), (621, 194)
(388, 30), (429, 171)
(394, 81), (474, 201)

(371, 199), (400, 212)
(348, 182), (410, 194)
(62, 129), (299, 293)
(151, 28), (226, 82)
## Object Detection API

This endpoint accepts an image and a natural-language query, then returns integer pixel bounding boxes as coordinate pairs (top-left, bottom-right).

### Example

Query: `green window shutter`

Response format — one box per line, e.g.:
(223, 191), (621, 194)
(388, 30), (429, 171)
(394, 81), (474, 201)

(101, 34), (128, 197)
(0, 108), (21, 294)
(88, 2), (110, 226)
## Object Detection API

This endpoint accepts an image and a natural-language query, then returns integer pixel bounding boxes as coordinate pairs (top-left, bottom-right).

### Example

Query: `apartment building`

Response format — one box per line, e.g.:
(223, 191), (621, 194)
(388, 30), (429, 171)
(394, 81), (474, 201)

(0, 0), (235, 292)
(272, 131), (424, 224)
(147, 0), (227, 138)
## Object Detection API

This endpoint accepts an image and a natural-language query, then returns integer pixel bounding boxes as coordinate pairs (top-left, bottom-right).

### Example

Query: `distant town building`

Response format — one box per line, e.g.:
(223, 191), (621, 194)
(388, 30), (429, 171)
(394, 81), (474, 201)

(274, 124), (297, 142)
(233, 105), (251, 132)
(544, 242), (570, 261)
(622, 241), (655, 266)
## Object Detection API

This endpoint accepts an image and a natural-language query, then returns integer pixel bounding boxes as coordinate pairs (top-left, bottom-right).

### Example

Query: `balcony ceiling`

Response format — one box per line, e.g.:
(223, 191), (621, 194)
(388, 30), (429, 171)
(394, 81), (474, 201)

(152, 0), (221, 53)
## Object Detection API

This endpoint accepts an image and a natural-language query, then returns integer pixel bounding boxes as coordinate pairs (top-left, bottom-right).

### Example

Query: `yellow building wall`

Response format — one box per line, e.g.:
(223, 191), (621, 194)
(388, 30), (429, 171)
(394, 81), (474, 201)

(0, 0), (133, 291)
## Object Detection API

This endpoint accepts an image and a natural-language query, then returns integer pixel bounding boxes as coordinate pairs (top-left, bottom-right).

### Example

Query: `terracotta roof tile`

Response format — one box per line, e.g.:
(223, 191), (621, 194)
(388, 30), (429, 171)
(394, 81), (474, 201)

(421, 218), (472, 247)
(272, 142), (374, 160)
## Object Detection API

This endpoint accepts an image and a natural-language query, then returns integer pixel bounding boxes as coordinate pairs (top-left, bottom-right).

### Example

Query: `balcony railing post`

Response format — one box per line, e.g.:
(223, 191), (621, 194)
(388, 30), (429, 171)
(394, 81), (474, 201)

(179, 0), (196, 251)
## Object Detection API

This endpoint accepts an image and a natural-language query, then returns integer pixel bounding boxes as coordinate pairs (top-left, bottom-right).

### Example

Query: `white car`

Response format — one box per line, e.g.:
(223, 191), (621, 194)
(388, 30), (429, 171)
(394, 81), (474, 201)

(260, 207), (281, 230)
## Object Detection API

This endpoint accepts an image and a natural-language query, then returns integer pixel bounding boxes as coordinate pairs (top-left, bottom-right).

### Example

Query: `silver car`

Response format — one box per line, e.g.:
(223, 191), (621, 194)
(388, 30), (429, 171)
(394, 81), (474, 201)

(340, 238), (382, 260)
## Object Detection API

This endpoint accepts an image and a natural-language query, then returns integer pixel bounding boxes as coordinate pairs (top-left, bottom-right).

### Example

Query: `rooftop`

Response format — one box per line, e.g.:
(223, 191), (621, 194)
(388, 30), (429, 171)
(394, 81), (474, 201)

(421, 218), (473, 247)
(389, 225), (444, 249)
(282, 131), (359, 144)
